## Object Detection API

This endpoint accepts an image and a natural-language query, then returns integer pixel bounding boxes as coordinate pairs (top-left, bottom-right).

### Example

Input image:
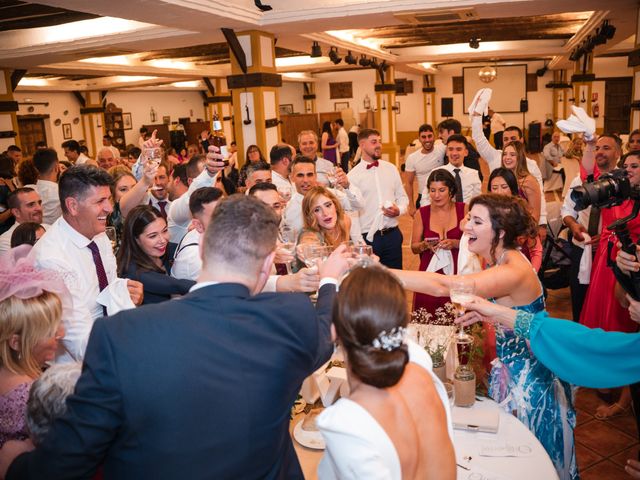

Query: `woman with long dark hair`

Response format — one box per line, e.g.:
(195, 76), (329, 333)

(321, 121), (339, 165)
(117, 205), (194, 304)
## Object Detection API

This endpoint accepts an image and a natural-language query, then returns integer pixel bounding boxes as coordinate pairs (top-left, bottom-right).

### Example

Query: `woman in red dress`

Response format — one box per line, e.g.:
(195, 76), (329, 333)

(411, 169), (466, 313)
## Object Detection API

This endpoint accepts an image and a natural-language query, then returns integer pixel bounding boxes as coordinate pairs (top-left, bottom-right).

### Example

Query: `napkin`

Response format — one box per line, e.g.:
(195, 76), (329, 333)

(468, 88), (492, 118)
(426, 248), (454, 275)
(96, 278), (136, 315)
(457, 234), (483, 274)
(576, 233), (592, 284)
(556, 106), (596, 141)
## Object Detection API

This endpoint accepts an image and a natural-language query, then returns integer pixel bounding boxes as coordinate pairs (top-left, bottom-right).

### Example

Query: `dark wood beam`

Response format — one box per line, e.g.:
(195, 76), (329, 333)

(203, 78), (215, 96)
(10, 69), (26, 91)
(72, 91), (86, 108)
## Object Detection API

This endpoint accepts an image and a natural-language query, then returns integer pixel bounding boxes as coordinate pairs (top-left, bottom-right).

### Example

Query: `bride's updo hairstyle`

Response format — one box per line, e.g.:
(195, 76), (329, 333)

(333, 266), (409, 388)
(469, 193), (538, 264)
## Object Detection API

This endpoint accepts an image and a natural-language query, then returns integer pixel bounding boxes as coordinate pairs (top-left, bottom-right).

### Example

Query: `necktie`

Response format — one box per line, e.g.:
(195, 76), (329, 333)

(88, 241), (109, 316)
(366, 161), (379, 169)
(157, 201), (168, 219)
(453, 168), (464, 202)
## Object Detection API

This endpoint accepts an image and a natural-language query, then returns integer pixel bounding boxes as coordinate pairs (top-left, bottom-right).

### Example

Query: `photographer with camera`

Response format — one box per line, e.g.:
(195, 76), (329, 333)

(562, 134), (621, 322)
(568, 143), (640, 422)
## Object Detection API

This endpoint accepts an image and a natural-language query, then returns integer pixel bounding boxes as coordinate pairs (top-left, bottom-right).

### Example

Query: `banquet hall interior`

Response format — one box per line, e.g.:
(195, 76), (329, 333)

(1, 0), (639, 478)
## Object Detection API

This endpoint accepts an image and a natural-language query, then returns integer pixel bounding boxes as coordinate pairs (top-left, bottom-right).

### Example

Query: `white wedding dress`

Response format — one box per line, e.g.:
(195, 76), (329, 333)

(316, 341), (453, 479)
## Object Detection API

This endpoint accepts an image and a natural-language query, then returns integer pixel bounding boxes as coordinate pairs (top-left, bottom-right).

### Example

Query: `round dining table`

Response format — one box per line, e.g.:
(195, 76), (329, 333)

(291, 397), (559, 480)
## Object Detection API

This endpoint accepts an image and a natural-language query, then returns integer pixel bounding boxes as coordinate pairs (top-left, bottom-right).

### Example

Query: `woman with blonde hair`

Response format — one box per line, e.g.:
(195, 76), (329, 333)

(0, 245), (67, 448)
(299, 186), (351, 248)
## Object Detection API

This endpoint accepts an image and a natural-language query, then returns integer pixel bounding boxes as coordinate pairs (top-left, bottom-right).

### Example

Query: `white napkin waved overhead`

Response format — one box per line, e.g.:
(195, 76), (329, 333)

(556, 106), (596, 141)
(468, 88), (492, 118)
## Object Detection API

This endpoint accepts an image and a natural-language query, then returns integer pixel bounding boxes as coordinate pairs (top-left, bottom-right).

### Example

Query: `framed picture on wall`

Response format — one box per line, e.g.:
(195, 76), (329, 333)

(122, 113), (132, 130)
(279, 104), (294, 115)
(329, 82), (353, 99)
(334, 102), (349, 111)
(62, 123), (72, 139)
(163, 116), (171, 125)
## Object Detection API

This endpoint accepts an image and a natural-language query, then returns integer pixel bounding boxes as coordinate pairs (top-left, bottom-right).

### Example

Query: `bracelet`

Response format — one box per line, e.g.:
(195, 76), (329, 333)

(514, 311), (534, 339)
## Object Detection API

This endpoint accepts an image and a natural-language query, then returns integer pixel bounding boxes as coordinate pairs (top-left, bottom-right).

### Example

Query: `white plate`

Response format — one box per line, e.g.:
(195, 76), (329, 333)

(293, 419), (325, 450)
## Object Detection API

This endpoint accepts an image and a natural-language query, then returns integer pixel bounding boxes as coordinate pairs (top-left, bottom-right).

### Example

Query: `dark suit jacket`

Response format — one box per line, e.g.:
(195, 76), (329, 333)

(8, 282), (336, 480)
(122, 259), (195, 305)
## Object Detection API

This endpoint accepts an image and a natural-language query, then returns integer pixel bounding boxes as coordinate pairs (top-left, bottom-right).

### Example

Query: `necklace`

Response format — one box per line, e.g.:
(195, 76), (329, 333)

(488, 249), (508, 268)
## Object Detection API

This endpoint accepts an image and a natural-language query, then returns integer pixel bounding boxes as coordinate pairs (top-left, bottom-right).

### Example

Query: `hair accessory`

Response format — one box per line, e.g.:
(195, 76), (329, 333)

(371, 326), (407, 352)
(0, 245), (71, 306)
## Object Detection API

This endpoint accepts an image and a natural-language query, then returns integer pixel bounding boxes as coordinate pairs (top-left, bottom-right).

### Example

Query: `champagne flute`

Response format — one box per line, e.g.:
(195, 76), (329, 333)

(105, 226), (117, 252)
(449, 278), (475, 338)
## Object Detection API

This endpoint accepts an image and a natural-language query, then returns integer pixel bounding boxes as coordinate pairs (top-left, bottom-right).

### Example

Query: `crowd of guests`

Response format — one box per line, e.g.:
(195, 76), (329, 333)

(0, 94), (638, 479)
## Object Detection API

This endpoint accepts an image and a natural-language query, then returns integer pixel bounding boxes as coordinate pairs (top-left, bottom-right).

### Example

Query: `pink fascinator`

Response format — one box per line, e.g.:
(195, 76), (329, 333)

(0, 244), (71, 309)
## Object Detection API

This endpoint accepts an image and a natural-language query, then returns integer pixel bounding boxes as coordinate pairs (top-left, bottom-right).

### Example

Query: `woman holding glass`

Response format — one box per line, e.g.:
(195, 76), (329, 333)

(298, 186), (351, 248)
(317, 266), (455, 479)
(410, 169), (466, 313)
(117, 205), (194, 305)
(393, 193), (577, 480)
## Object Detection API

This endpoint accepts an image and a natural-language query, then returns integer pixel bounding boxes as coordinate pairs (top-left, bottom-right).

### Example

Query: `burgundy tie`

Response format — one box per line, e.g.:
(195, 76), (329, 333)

(88, 241), (108, 316)
(275, 263), (288, 276)
(157, 201), (168, 219)
(366, 161), (379, 170)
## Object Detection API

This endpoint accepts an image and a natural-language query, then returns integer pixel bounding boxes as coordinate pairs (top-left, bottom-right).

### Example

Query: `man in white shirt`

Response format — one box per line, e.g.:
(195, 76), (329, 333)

(171, 187), (224, 281)
(335, 118), (350, 172)
(32, 165), (143, 363)
(561, 134), (621, 321)
(62, 140), (93, 166)
(167, 152), (223, 244)
(102, 135), (121, 160)
(283, 156), (363, 239)
(0, 187), (47, 254)
(404, 123), (446, 213)
(298, 130), (334, 186)
(96, 147), (118, 171)
(470, 114), (548, 241)
(32, 148), (62, 224)
(422, 135), (481, 206)
(269, 145), (293, 199)
(489, 108), (506, 149)
(347, 129), (409, 268)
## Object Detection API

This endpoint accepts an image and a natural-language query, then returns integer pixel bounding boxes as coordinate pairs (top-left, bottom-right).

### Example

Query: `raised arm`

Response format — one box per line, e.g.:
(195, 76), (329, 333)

(471, 115), (502, 171)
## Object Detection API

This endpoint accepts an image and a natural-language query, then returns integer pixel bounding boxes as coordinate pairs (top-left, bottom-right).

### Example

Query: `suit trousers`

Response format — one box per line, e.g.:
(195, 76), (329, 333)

(363, 227), (403, 269)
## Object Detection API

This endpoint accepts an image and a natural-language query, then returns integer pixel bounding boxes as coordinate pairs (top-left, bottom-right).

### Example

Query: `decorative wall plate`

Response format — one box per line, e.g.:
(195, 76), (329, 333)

(73, 117), (80, 124)
(54, 119), (61, 126)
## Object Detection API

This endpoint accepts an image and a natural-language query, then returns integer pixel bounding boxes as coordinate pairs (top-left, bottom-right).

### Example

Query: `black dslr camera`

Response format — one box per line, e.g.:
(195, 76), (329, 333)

(571, 168), (640, 300)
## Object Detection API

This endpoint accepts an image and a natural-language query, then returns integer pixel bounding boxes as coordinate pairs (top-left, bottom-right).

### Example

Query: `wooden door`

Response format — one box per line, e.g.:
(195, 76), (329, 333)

(280, 113), (319, 148)
(604, 77), (632, 134)
(17, 116), (47, 158)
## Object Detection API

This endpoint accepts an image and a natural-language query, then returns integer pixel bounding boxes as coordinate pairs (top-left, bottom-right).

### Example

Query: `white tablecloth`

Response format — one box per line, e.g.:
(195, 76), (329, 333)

(454, 399), (559, 480)
(292, 398), (558, 480)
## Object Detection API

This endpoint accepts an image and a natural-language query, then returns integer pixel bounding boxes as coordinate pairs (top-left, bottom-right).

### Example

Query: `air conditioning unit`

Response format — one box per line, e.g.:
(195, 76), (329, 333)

(394, 8), (478, 24)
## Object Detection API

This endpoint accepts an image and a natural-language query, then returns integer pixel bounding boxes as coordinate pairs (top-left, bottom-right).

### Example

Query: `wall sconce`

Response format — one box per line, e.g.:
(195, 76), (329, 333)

(381, 99), (387, 110)
(558, 95), (563, 103)
(363, 94), (371, 110)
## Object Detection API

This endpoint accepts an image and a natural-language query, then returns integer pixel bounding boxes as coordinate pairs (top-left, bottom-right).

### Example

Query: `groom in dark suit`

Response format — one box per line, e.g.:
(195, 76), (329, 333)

(1, 195), (349, 480)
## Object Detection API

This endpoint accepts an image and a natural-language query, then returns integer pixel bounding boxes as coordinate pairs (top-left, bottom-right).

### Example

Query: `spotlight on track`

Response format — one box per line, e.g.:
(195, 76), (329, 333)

(310, 41), (322, 58)
(328, 47), (342, 65)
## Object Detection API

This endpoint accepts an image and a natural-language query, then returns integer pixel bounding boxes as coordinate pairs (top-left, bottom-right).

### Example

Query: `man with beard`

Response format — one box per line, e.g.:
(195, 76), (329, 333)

(404, 124), (446, 214)
(147, 162), (172, 220)
(347, 129), (408, 268)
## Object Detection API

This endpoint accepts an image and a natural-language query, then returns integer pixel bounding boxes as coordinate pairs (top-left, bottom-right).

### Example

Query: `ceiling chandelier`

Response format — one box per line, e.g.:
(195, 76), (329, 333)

(478, 66), (497, 83)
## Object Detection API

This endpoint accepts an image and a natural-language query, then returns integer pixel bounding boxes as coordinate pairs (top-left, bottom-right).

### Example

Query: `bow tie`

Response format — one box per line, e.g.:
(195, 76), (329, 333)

(366, 161), (379, 169)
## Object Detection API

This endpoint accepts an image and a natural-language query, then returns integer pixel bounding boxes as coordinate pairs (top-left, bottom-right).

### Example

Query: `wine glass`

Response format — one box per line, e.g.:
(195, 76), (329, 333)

(350, 244), (373, 267)
(142, 146), (162, 167)
(325, 166), (337, 188)
(449, 277), (475, 343)
(279, 225), (298, 274)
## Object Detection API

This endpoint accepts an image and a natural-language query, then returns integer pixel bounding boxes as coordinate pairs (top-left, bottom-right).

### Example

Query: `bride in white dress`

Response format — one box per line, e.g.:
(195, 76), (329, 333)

(316, 266), (456, 480)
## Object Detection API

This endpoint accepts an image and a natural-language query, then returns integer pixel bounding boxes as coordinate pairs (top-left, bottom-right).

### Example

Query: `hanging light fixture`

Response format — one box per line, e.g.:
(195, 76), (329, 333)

(478, 66), (497, 83)
(310, 42), (322, 58)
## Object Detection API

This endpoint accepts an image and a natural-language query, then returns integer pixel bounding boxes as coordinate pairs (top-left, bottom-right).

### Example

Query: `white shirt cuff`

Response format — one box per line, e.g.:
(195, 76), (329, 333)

(319, 277), (339, 290)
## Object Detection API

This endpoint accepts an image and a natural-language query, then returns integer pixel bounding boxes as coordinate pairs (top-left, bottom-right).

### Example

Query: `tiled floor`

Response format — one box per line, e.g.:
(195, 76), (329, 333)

(397, 169), (639, 478)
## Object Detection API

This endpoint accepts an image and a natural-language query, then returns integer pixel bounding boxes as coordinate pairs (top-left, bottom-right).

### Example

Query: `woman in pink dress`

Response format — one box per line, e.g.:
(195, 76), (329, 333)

(0, 246), (67, 448)
(411, 169), (466, 313)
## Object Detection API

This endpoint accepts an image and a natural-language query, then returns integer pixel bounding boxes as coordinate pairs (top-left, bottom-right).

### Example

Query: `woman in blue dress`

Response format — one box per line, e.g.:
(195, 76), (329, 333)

(394, 193), (578, 480)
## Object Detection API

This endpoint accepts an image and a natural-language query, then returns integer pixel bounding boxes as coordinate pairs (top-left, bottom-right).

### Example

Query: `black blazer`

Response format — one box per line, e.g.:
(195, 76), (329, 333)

(8, 282), (336, 480)
(123, 259), (195, 305)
